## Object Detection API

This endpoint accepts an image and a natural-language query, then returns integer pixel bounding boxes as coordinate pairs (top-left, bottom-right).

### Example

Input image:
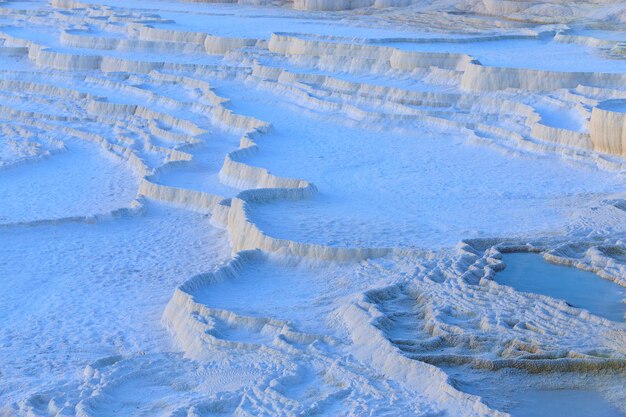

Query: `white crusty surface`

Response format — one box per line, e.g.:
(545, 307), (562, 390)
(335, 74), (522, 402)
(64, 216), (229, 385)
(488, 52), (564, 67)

(0, 0), (625, 416)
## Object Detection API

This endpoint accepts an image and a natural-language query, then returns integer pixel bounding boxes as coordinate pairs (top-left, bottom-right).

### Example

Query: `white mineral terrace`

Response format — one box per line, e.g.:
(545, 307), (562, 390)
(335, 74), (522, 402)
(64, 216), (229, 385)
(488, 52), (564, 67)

(0, 0), (625, 416)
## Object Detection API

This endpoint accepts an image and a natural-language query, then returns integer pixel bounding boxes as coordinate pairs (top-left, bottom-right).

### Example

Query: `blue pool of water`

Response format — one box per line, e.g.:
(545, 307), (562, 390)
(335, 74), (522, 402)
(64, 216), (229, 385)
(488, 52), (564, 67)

(446, 366), (625, 417)
(496, 253), (626, 322)
(508, 388), (624, 417)
(388, 37), (626, 73)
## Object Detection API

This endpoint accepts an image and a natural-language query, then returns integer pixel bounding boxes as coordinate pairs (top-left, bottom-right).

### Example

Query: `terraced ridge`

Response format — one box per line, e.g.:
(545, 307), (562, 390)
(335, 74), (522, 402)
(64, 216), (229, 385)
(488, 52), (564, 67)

(1, 0), (625, 416)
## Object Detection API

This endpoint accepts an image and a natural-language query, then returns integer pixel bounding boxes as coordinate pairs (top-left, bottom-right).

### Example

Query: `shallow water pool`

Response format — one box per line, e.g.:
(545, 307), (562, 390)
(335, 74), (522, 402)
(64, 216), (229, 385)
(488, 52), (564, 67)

(389, 37), (626, 73)
(445, 366), (625, 417)
(496, 252), (626, 322)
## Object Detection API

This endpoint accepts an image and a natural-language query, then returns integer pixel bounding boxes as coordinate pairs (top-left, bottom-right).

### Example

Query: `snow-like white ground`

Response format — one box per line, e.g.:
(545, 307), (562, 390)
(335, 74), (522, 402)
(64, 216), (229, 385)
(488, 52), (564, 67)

(211, 78), (624, 248)
(0, 140), (138, 223)
(0, 204), (230, 404)
(1, 0), (625, 416)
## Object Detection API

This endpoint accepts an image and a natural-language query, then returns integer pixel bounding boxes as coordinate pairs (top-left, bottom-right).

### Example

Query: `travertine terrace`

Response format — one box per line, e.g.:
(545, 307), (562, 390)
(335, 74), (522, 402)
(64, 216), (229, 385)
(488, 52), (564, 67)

(0, 0), (625, 416)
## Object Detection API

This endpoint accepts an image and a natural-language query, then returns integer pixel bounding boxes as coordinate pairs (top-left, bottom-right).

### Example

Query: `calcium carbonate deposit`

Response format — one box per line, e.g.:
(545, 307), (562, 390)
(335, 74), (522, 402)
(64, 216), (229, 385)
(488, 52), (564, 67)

(1, 0), (625, 416)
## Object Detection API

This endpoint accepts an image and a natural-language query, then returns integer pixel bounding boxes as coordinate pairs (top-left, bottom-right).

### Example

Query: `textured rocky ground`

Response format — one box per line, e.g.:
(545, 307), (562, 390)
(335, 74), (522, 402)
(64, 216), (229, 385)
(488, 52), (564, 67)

(0, 0), (625, 416)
